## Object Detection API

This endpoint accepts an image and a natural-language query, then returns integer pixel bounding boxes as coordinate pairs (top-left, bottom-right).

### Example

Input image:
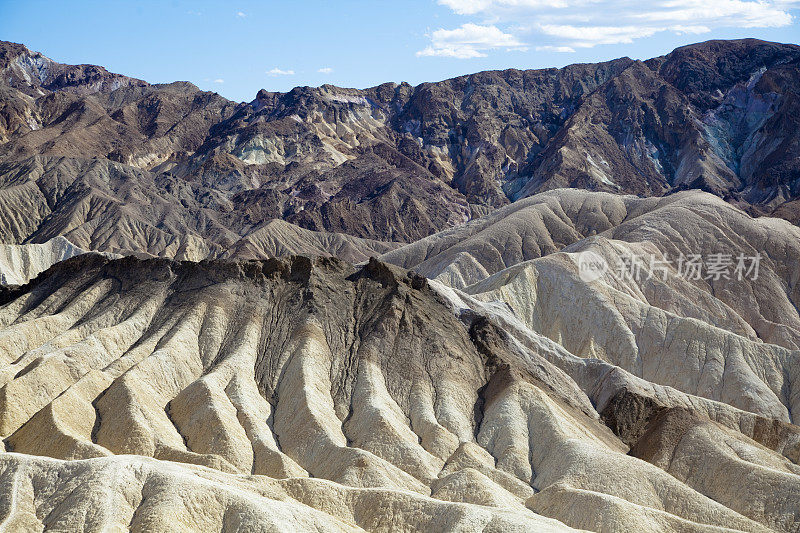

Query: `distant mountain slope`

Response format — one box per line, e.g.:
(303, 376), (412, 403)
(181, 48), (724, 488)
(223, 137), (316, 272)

(0, 38), (798, 256)
(220, 219), (401, 263)
(384, 188), (800, 353)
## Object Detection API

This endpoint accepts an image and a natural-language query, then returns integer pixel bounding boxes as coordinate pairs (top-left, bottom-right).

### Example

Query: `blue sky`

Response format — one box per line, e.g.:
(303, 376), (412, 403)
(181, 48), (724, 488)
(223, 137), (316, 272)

(1, 0), (799, 102)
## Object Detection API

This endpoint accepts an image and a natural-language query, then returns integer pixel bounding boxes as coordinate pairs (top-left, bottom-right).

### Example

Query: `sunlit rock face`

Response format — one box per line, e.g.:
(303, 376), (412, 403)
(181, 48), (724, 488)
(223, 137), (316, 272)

(0, 236), (84, 285)
(2, 36), (800, 533)
(1, 212), (799, 531)
(385, 188), (800, 421)
(1, 39), (799, 261)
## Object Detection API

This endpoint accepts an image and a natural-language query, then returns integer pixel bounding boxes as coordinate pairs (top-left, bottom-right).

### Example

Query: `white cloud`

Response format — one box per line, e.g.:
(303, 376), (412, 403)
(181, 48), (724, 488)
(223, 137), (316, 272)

(538, 24), (660, 47)
(535, 45), (576, 52)
(632, 0), (792, 27)
(428, 0), (799, 55)
(669, 25), (712, 34)
(237, 11), (246, 18)
(417, 23), (526, 58)
(318, 67), (334, 74)
(267, 68), (295, 76)
(417, 45), (487, 58)
(438, 0), (569, 16)
(213, 78), (225, 84)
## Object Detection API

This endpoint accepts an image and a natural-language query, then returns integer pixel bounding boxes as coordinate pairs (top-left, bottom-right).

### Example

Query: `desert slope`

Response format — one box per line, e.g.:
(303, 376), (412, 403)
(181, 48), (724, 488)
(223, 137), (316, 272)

(1, 39), (799, 258)
(383, 189), (800, 352)
(2, 35), (800, 532)
(0, 236), (108, 285)
(384, 188), (800, 418)
(0, 253), (797, 531)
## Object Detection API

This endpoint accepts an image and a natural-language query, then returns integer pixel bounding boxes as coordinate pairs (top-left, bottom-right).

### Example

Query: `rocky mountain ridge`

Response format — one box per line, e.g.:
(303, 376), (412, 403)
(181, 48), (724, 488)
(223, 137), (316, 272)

(2, 38), (800, 533)
(2, 192), (800, 530)
(1, 38), (799, 258)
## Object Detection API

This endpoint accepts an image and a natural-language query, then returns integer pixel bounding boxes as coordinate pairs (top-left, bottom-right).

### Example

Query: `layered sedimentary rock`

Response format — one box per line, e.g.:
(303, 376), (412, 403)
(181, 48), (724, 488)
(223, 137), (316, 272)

(0, 236), (111, 285)
(0, 245), (798, 531)
(1, 39), (799, 260)
(2, 36), (800, 533)
(385, 188), (800, 420)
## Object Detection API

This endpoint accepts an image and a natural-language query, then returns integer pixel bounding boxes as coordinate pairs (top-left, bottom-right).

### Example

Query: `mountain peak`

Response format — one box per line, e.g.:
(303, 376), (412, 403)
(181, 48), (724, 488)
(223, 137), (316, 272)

(0, 38), (798, 256)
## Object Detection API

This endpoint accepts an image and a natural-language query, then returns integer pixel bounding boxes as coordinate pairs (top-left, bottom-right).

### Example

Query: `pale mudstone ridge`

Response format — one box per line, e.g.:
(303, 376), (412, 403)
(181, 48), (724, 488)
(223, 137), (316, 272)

(0, 236), (114, 286)
(0, 452), (580, 532)
(220, 219), (401, 263)
(0, 252), (794, 532)
(2, 36), (800, 532)
(0, 222), (397, 288)
(384, 190), (800, 427)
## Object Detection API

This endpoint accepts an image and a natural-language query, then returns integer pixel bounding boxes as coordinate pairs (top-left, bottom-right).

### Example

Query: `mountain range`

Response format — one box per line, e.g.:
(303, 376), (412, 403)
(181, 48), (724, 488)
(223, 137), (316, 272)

(1, 38), (799, 260)
(0, 38), (799, 532)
